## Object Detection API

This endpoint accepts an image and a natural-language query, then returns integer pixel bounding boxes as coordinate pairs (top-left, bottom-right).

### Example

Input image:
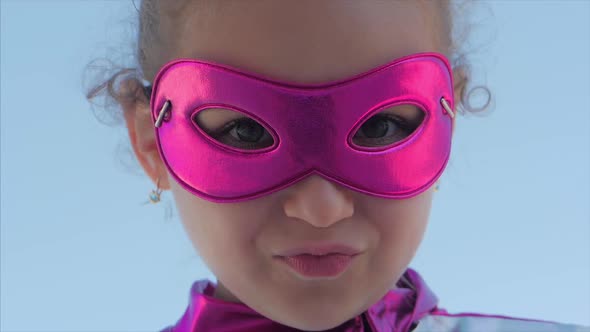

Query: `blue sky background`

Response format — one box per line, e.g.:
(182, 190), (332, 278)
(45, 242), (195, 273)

(1, 1), (588, 331)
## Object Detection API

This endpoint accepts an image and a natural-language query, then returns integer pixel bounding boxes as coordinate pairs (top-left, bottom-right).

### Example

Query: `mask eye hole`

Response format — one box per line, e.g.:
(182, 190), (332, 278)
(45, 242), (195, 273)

(351, 104), (425, 148)
(193, 108), (275, 150)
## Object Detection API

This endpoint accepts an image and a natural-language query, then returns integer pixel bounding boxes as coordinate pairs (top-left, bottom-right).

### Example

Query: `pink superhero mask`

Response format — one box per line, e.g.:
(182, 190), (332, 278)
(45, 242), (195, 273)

(148, 52), (456, 203)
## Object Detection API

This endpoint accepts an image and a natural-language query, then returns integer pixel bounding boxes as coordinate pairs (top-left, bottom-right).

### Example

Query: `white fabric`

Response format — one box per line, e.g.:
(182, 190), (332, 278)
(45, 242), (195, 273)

(414, 314), (590, 332)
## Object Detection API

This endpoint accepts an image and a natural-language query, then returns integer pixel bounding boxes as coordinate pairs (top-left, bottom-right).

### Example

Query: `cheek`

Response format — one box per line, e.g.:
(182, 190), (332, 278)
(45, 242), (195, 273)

(369, 190), (433, 273)
(168, 180), (263, 268)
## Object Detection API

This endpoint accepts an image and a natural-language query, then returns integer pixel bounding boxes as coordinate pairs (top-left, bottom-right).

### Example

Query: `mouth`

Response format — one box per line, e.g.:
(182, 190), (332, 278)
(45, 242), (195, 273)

(273, 242), (363, 279)
(275, 243), (362, 257)
(274, 253), (360, 279)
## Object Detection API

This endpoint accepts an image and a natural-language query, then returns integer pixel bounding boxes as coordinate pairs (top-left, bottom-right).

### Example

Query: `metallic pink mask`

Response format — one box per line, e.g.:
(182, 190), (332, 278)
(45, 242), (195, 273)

(150, 52), (455, 203)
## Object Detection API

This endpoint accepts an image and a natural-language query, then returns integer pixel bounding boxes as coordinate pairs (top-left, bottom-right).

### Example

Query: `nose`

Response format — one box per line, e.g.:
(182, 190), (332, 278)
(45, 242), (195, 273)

(283, 174), (354, 228)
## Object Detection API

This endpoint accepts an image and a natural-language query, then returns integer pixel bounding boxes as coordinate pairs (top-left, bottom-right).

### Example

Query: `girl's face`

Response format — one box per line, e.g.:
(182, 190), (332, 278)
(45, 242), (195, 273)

(127, 1), (452, 330)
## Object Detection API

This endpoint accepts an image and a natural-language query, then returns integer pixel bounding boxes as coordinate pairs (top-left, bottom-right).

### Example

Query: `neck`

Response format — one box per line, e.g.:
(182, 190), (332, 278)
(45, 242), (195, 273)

(212, 281), (242, 303)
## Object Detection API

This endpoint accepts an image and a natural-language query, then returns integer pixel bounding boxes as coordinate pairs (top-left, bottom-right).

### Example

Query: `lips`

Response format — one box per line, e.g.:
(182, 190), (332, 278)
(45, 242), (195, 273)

(275, 243), (362, 257)
(277, 253), (357, 278)
(273, 243), (363, 279)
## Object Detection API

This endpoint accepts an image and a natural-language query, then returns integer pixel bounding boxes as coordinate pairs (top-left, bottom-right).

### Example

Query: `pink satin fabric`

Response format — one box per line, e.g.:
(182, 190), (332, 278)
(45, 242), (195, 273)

(159, 268), (440, 332)
(159, 267), (590, 332)
(150, 52), (455, 203)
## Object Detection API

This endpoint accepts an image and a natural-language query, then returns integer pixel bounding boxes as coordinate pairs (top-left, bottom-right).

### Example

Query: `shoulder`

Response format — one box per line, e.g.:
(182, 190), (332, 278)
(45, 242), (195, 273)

(413, 311), (590, 332)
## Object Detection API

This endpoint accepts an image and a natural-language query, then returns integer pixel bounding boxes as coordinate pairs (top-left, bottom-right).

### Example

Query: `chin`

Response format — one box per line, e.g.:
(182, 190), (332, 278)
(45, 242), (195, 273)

(265, 306), (359, 331)
(278, 318), (349, 332)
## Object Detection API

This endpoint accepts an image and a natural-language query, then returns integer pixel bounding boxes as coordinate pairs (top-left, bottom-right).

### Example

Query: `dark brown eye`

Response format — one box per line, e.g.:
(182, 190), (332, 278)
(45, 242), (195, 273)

(193, 108), (274, 150)
(219, 117), (274, 149)
(357, 114), (394, 138)
(233, 118), (265, 142)
(352, 104), (425, 147)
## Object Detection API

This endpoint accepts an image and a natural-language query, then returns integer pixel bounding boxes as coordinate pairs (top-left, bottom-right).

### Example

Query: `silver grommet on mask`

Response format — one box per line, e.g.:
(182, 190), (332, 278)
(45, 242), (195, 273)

(440, 97), (455, 119)
(155, 100), (171, 128)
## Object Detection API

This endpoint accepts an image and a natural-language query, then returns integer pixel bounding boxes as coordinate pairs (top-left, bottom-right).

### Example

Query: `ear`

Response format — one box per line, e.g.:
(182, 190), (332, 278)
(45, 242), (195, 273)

(450, 67), (467, 138)
(452, 66), (467, 110)
(119, 78), (171, 190)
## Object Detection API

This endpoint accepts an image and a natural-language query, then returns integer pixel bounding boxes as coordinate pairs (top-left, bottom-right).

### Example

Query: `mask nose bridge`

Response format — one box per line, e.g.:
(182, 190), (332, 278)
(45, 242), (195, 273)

(284, 93), (339, 173)
(274, 72), (390, 190)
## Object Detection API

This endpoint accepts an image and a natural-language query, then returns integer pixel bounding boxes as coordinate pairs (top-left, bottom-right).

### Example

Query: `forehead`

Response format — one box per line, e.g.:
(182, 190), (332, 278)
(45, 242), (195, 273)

(165, 0), (444, 84)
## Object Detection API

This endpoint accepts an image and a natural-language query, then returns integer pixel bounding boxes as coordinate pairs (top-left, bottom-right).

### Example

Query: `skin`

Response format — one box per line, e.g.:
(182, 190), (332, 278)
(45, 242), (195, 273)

(120, 1), (462, 330)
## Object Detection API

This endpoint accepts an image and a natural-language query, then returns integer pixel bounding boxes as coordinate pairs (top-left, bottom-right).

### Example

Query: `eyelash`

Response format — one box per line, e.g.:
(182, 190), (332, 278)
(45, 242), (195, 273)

(210, 118), (272, 149)
(358, 114), (413, 142)
(209, 114), (414, 149)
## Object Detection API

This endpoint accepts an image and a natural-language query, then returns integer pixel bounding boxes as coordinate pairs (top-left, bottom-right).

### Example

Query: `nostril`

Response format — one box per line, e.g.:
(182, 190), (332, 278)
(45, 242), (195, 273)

(283, 174), (355, 225)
